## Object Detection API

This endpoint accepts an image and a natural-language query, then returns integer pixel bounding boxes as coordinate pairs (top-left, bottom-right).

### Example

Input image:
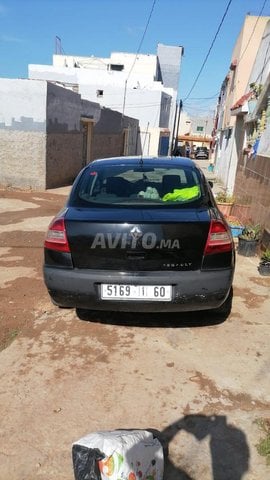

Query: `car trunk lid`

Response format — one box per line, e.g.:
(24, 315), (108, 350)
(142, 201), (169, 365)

(65, 207), (211, 271)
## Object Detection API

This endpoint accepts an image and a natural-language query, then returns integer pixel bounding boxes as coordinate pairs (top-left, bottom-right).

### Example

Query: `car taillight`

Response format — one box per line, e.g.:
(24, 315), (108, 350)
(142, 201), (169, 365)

(44, 217), (70, 252)
(204, 220), (233, 255)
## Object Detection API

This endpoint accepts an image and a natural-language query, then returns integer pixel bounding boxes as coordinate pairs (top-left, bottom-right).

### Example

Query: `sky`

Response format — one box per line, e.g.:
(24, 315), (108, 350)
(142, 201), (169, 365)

(0, 0), (269, 116)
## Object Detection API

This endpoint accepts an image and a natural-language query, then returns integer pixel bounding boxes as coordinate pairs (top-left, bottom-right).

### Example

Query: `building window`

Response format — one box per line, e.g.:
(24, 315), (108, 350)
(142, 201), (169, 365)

(225, 127), (232, 139)
(110, 64), (124, 71)
(96, 89), (104, 98)
(197, 126), (203, 132)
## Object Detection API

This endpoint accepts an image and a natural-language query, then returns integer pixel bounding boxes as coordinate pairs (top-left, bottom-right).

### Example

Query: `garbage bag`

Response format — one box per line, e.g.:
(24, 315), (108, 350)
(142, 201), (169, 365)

(72, 429), (164, 480)
(72, 444), (104, 480)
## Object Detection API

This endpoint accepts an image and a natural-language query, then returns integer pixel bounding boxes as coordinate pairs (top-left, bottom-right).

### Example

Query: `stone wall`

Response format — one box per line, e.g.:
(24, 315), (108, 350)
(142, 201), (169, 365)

(0, 78), (47, 190)
(0, 130), (46, 189)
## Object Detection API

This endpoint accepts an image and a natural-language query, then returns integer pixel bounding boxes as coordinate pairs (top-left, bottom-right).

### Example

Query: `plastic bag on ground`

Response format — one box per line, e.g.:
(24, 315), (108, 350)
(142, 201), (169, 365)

(72, 429), (164, 480)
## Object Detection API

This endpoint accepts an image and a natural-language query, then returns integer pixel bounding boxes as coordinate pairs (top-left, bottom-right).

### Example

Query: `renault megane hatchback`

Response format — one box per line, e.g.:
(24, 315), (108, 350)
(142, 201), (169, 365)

(43, 156), (235, 316)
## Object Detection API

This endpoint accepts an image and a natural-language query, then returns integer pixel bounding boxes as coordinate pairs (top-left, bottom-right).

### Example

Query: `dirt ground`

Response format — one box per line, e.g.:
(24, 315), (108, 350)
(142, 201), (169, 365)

(0, 186), (270, 480)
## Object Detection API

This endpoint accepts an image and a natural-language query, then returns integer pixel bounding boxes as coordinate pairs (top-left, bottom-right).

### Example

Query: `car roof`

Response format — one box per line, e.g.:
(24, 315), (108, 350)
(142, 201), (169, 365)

(88, 156), (196, 168)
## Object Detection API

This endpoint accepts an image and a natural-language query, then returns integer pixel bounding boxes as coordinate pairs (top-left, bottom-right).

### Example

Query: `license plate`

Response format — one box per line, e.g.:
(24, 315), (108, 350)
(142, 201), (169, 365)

(101, 284), (172, 301)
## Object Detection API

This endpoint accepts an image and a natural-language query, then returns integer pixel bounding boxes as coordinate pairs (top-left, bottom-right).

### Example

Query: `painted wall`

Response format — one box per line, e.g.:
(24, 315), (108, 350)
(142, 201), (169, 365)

(29, 44), (183, 155)
(79, 84), (165, 129)
(53, 51), (157, 79)
(215, 15), (270, 192)
(0, 78), (47, 189)
(29, 65), (172, 129)
(0, 78), (140, 190)
(248, 20), (270, 87)
(223, 15), (270, 130)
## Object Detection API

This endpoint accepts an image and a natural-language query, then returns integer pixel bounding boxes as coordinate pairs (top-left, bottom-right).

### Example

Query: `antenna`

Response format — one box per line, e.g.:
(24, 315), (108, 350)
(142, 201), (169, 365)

(55, 36), (65, 55)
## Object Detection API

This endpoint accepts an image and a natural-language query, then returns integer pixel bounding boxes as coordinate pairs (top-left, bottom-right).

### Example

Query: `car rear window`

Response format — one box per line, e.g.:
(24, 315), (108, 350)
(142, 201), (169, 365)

(71, 164), (205, 207)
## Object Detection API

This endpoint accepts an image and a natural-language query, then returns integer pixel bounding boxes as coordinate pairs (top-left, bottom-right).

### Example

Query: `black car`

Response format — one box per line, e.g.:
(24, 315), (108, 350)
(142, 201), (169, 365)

(195, 147), (209, 159)
(43, 156), (235, 316)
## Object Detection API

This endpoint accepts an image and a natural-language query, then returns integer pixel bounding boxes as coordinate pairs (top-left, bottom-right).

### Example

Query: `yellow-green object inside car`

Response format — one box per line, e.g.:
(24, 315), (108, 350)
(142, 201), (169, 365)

(162, 185), (200, 202)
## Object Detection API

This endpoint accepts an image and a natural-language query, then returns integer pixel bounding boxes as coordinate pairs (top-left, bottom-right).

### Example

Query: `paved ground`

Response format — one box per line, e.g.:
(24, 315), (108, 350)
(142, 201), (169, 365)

(0, 168), (269, 479)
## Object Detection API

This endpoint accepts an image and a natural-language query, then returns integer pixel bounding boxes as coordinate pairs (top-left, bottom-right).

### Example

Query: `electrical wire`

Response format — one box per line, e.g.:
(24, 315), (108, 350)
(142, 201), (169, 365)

(122, 0), (157, 116)
(183, 0), (233, 102)
(237, 0), (268, 66)
(126, 0), (157, 81)
(187, 92), (220, 100)
(109, 103), (164, 108)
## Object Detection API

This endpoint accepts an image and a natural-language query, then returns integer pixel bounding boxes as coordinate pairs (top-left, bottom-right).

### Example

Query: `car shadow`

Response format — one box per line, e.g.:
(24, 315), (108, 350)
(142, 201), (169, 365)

(76, 308), (229, 327)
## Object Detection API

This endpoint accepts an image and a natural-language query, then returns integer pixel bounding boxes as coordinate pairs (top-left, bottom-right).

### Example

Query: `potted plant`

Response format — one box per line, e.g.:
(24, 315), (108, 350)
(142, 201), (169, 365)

(215, 191), (235, 217)
(248, 82), (263, 114)
(249, 82), (263, 99)
(258, 249), (270, 276)
(227, 215), (244, 238)
(238, 224), (261, 257)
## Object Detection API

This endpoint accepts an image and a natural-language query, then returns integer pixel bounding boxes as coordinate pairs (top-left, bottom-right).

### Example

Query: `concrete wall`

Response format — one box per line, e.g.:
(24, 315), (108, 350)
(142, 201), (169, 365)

(29, 45), (182, 155)
(157, 43), (183, 148)
(46, 82), (84, 188)
(216, 128), (235, 191)
(79, 84), (164, 129)
(92, 108), (139, 159)
(157, 44), (183, 91)
(0, 79), (103, 190)
(52, 51), (157, 79)
(0, 79), (47, 189)
(0, 77), (141, 190)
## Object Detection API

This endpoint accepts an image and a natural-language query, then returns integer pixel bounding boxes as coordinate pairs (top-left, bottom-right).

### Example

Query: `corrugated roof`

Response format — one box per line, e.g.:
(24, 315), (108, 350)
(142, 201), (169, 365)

(231, 91), (252, 110)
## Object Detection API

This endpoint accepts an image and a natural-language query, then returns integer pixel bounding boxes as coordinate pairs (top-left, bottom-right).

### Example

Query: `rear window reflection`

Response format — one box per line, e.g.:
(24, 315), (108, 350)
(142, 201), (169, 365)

(73, 165), (203, 207)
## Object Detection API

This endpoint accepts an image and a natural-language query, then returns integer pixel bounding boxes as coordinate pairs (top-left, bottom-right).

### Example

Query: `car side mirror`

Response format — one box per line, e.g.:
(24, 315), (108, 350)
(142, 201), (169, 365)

(208, 181), (213, 189)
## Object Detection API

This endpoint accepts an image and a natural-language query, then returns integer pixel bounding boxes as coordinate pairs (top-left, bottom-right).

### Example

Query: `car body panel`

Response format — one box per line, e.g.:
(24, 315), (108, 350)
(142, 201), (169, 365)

(64, 208), (210, 271)
(44, 266), (234, 312)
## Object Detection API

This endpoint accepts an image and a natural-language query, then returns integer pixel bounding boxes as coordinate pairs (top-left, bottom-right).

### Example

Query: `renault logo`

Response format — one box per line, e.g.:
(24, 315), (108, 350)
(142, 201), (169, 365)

(130, 226), (143, 241)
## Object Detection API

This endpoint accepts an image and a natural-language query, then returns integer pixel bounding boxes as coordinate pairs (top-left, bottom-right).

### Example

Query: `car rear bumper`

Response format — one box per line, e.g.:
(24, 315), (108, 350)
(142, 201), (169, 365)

(44, 267), (234, 313)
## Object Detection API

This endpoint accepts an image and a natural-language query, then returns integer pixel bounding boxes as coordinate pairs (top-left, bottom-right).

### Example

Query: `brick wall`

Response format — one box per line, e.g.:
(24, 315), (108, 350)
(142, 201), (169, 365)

(46, 133), (83, 188)
(92, 133), (125, 160)
(234, 154), (270, 232)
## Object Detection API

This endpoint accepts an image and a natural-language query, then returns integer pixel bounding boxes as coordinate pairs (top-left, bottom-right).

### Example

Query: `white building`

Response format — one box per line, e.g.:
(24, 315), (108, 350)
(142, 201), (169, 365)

(29, 44), (183, 156)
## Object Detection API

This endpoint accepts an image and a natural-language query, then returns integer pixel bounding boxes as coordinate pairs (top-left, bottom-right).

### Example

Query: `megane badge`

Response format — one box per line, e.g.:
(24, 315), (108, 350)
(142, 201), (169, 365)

(130, 226), (143, 241)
